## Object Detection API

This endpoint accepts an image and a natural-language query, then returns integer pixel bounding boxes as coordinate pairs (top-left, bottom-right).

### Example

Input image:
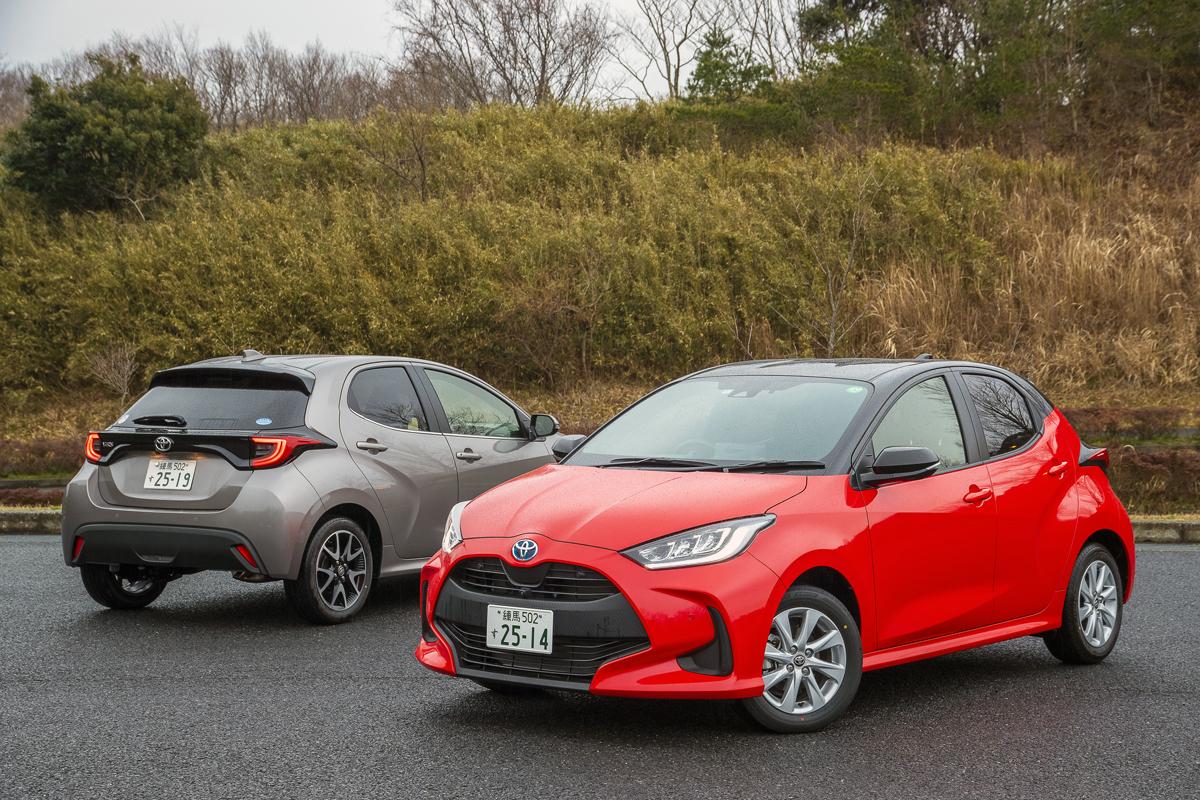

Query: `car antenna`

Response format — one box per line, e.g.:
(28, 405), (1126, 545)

(241, 348), (266, 362)
(914, 353), (935, 360)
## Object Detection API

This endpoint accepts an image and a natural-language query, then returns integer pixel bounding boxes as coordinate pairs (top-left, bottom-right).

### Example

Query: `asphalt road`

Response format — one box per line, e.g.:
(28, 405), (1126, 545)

(2, 537), (1197, 800)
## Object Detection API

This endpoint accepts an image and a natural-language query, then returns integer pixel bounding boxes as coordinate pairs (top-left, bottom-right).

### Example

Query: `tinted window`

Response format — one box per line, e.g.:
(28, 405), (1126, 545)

(348, 367), (428, 430)
(872, 376), (966, 468)
(964, 374), (1037, 457)
(570, 375), (871, 466)
(118, 372), (308, 431)
(425, 370), (522, 438)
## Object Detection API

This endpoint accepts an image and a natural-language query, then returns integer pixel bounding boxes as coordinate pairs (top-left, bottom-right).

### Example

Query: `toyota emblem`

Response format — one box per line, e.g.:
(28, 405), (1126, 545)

(512, 539), (538, 562)
(154, 436), (174, 453)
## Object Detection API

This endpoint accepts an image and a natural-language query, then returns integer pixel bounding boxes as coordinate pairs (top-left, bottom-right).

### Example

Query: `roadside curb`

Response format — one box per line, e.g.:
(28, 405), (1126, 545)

(0, 509), (61, 534)
(1, 509), (1197, 542)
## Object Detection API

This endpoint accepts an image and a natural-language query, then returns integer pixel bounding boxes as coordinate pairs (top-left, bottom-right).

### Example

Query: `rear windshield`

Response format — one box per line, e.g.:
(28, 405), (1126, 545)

(114, 371), (310, 431)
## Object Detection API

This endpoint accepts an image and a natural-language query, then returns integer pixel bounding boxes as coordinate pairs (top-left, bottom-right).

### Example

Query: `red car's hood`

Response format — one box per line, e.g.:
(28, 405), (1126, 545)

(460, 464), (807, 551)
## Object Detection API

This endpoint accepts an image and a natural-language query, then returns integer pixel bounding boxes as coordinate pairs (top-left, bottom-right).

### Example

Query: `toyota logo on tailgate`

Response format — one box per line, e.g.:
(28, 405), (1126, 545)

(512, 539), (538, 562)
(154, 436), (173, 453)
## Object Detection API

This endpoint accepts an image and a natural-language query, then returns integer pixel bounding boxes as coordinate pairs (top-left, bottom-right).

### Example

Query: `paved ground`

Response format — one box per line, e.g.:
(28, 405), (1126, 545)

(2, 537), (1197, 800)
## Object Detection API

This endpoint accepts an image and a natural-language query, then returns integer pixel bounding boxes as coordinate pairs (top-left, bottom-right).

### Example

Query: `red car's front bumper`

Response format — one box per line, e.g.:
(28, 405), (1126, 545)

(413, 533), (780, 699)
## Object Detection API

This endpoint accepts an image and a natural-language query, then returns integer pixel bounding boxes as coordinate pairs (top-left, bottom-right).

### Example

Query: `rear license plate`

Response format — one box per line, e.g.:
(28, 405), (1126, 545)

(486, 604), (553, 654)
(143, 458), (197, 491)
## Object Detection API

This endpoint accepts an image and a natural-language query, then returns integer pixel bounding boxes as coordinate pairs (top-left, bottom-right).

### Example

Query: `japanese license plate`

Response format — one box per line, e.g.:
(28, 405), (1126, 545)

(486, 604), (553, 654)
(143, 458), (197, 491)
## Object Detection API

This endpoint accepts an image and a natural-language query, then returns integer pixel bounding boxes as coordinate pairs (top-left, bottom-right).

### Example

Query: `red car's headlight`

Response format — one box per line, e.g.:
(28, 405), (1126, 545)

(622, 515), (775, 570)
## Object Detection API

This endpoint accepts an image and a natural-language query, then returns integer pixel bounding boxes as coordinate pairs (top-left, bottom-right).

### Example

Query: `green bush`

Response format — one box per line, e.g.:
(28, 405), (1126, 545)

(0, 106), (1197, 403)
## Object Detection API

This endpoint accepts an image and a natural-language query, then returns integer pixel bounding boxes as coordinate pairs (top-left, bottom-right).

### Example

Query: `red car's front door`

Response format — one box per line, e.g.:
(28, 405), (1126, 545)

(861, 375), (999, 650)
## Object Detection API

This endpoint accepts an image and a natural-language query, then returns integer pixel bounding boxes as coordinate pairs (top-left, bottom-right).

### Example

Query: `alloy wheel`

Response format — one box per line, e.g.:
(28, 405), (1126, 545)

(1077, 560), (1119, 648)
(762, 607), (847, 715)
(315, 529), (368, 611)
(119, 577), (157, 595)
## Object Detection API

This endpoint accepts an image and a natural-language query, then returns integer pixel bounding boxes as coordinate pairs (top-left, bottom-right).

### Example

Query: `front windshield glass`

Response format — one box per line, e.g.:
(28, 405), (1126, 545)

(568, 375), (872, 467)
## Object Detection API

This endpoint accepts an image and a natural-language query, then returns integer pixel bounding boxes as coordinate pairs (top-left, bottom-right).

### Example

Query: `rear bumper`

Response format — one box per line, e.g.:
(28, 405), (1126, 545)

(414, 534), (779, 699)
(65, 523), (264, 573)
(60, 463), (323, 578)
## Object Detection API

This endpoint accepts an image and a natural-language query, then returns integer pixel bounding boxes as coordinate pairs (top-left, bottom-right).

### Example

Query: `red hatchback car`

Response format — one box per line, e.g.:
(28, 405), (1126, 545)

(415, 358), (1133, 732)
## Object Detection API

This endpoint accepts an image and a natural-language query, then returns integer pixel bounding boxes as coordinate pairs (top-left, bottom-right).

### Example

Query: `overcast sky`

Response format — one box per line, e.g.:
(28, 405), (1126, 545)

(0, 0), (640, 65)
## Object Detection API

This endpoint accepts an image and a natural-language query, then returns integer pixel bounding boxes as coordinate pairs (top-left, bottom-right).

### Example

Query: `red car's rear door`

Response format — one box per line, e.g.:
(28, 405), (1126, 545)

(861, 374), (999, 650)
(960, 372), (1079, 622)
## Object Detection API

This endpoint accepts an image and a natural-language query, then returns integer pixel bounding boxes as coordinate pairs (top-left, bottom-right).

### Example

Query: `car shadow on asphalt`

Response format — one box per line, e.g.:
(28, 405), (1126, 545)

(429, 640), (1062, 738)
(64, 572), (421, 632)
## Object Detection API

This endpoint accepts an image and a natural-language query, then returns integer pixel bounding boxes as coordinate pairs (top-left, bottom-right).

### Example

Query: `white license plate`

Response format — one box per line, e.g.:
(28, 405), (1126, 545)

(486, 604), (553, 654)
(143, 458), (197, 491)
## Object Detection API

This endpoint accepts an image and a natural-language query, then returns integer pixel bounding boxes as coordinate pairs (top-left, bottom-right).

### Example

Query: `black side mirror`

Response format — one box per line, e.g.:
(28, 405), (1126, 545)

(528, 413), (560, 439)
(551, 434), (586, 461)
(858, 446), (940, 487)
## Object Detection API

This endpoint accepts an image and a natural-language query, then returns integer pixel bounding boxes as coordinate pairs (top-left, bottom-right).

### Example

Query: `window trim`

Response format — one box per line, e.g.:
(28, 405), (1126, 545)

(417, 367), (531, 441)
(342, 363), (441, 436)
(954, 369), (1046, 465)
(852, 369), (983, 478)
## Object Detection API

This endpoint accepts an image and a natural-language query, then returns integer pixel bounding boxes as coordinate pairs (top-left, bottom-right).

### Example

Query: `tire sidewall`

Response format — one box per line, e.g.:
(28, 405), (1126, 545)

(1064, 543), (1123, 660)
(300, 518), (374, 623)
(741, 586), (863, 733)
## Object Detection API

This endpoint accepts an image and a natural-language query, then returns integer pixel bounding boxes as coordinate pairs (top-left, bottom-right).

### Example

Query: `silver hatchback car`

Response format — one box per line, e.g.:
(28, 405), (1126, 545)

(61, 351), (562, 623)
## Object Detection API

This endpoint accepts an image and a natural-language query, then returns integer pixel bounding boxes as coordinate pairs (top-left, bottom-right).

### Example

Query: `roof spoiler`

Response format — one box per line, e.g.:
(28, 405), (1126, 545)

(150, 363), (316, 394)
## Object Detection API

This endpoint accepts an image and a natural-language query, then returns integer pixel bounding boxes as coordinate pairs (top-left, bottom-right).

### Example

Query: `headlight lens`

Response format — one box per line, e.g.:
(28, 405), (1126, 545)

(622, 515), (775, 570)
(442, 501), (468, 553)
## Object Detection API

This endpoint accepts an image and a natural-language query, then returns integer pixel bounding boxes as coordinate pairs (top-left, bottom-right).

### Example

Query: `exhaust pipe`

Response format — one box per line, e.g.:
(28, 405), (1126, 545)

(232, 571), (275, 583)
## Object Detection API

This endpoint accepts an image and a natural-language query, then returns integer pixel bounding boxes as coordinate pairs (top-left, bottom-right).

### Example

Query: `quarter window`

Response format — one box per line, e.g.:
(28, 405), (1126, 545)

(964, 375), (1037, 457)
(872, 376), (966, 469)
(347, 367), (428, 431)
(425, 370), (522, 438)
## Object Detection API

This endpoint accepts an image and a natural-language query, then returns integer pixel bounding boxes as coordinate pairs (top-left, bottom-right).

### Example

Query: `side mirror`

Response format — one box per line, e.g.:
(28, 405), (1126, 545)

(551, 434), (586, 461)
(858, 446), (940, 487)
(529, 413), (560, 439)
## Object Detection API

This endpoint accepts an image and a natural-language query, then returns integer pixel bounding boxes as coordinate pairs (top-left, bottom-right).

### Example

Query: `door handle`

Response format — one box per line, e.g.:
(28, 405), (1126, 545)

(1048, 460), (1069, 477)
(456, 450), (482, 463)
(963, 486), (993, 504)
(356, 439), (388, 453)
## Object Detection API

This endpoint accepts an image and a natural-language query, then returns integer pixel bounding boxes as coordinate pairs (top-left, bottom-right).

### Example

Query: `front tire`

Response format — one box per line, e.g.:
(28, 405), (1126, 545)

(79, 565), (166, 610)
(740, 586), (863, 733)
(1043, 543), (1123, 664)
(284, 517), (374, 625)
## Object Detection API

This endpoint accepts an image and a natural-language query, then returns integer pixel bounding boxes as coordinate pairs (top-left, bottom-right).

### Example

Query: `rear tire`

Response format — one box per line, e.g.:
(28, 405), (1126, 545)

(284, 517), (374, 625)
(739, 586), (862, 733)
(1043, 543), (1123, 664)
(79, 565), (166, 610)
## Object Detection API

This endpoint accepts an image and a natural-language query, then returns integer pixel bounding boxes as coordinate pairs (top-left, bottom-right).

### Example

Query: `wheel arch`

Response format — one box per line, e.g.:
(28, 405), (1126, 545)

(791, 566), (862, 633)
(312, 503), (384, 578)
(1080, 528), (1131, 601)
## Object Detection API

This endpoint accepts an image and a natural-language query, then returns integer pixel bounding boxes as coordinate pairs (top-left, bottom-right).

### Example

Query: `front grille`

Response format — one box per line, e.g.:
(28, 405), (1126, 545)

(439, 621), (647, 685)
(451, 557), (619, 602)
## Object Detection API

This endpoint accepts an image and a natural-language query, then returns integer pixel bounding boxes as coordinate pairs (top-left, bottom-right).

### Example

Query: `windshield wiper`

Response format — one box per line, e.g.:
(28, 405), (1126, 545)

(597, 456), (719, 470)
(132, 414), (188, 427)
(706, 459), (826, 473)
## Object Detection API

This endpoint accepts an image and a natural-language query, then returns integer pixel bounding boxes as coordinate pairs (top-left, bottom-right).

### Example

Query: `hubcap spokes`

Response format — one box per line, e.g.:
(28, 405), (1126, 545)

(316, 530), (368, 611)
(1078, 560), (1118, 648)
(762, 607), (846, 715)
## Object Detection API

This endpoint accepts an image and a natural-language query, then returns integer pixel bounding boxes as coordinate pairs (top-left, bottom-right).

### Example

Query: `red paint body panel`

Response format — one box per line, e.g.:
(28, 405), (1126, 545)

(414, 408), (1135, 700)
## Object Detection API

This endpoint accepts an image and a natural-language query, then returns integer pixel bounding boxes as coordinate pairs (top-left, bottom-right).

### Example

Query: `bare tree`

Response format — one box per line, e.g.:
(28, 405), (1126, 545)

(714, 0), (817, 78)
(85, 342), (139, 405)
(0, 58), (32, 129)
(393, 0), (615, 106)
(613, 0), (709, 100)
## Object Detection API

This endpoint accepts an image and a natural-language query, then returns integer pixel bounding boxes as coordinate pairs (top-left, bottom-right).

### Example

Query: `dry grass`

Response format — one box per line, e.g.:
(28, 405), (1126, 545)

(860, 163), (1200, 392)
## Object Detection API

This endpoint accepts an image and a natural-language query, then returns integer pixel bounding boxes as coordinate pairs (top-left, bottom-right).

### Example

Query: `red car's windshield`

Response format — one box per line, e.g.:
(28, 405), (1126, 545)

(567, 375), (872, 468)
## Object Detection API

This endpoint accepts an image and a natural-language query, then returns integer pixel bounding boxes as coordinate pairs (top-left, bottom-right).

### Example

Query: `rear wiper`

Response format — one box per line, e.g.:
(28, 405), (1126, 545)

(706, 460), (826, 473)
(597, 456), (719, 470)
(132, 414), (188, 427)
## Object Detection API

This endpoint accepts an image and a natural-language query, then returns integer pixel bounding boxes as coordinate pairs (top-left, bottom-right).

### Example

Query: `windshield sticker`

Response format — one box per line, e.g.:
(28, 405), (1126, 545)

(256, 417), (272, 426)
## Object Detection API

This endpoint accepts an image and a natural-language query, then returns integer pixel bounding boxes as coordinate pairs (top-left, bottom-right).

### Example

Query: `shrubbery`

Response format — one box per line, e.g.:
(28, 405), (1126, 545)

(2, 105), (1197, 406)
